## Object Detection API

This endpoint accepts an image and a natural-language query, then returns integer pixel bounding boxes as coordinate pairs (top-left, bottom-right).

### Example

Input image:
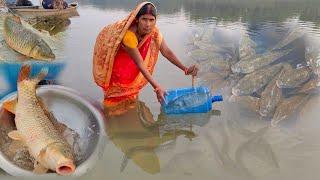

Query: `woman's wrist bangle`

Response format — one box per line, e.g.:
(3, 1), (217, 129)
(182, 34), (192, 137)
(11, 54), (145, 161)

(184, 67), (188, 75)
(154, 87), (160, 93)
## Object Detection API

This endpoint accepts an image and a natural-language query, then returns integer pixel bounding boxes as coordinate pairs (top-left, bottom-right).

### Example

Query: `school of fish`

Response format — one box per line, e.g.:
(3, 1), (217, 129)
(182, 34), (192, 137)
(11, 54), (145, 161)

(187, 27), (319, 127)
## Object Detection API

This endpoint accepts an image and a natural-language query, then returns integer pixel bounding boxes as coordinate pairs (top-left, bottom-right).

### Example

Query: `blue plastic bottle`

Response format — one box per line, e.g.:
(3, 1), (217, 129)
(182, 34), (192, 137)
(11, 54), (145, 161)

(162, 86), (223, 114)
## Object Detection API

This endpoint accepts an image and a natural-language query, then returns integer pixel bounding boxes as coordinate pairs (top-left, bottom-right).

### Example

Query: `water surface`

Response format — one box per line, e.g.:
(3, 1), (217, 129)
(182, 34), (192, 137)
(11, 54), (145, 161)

(1, 0), (320, 179)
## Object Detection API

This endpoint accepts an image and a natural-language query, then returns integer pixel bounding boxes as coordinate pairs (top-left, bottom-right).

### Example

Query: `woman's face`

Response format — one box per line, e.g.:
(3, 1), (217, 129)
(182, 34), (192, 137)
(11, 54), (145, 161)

(137, 14), (156, 35)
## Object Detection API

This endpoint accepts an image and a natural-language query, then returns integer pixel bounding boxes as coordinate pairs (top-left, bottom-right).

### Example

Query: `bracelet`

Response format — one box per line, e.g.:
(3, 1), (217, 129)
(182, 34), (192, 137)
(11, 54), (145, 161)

(154, 87), (160, 93)
(184, 67), (188, 75)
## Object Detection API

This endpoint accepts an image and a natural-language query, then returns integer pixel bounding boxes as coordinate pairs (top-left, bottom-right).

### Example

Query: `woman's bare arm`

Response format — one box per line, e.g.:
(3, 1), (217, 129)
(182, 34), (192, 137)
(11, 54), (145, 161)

(124, 46), (166, 104)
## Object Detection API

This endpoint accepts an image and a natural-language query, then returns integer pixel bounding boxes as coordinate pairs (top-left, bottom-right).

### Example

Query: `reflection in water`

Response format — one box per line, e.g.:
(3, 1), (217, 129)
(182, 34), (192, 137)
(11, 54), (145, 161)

(202, 120), (281, 180)
(78, 0), (320, 23)
(26, 17), (71, 36)
(234, 127), (279, 177)
(104, 101), (220, 174)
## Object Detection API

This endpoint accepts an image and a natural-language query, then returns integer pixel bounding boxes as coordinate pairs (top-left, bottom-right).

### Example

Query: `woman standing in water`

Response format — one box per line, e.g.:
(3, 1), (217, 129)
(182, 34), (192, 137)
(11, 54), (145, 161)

(93, 2), (198, 115)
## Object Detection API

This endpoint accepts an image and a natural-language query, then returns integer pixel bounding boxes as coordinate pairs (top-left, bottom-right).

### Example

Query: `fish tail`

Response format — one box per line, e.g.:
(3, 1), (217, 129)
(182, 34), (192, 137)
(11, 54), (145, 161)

(3, 99), (17, 114)
(18, 64), (31, 82)
(32, 67), (49, 85)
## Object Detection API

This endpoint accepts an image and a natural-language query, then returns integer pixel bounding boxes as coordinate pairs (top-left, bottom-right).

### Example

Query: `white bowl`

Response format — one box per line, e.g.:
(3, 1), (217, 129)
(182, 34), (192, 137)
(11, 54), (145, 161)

(0, 85), (106, 177)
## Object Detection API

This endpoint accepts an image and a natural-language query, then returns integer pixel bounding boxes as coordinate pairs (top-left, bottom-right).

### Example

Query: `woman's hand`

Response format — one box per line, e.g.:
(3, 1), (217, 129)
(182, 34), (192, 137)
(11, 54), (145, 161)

(185, 65), (199, 76)
(154, 86), (167, 105)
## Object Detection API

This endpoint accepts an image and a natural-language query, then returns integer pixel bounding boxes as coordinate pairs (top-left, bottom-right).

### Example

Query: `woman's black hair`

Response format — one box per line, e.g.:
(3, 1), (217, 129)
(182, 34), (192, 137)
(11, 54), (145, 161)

(136, 3), (157, 19)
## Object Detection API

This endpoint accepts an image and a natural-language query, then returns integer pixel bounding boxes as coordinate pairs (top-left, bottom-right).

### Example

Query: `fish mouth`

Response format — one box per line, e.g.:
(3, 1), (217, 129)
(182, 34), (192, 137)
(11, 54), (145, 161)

(56, 162), (75, 176)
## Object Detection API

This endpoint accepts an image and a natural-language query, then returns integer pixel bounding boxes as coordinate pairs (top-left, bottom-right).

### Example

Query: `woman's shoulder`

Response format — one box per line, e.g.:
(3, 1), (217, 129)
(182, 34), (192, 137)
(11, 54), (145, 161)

(122, 28), (138, 49)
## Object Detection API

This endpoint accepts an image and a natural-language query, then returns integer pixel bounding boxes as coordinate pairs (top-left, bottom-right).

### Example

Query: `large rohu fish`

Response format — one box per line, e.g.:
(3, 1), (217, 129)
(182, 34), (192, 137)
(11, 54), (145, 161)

(3, 64), (75, 175)
(3, 16), (55, 61)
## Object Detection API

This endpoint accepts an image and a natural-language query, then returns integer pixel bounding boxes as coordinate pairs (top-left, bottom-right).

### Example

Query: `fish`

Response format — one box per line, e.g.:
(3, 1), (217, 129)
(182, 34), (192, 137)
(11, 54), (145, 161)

(297, 78), (320, 94)
(232, 63), (283, 96)
(259, 69), (284, 117)
(231, 49), (291, 74)
(187, 49), (211, 62)
(210, 78), (229, 95)
(219, 74), (244, 97)
(194, 40), (235, 55)
(3, 64), (75, 175)
(166, 92), (208, 110)
(305, 45), (320, 77)
(229, 95), (260, 113)
(199, 56), (231, 73)
(0, 38), (31, 61)
(271, 95), (310, 127)
(272, 28), (305, 51)
(28, 17), (71, 36)
(3, 16), (55, 60)
(276, 66), (312, 88)
(198, 71), (226, 83)
(238, 32), (257, 60)
(200, 26), (215, 43)
(186, 28), (204, 45)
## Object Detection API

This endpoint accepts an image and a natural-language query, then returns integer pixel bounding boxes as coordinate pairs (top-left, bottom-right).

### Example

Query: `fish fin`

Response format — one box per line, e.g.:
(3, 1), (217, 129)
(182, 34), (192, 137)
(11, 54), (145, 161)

(0, 109), (15, 129)
(8, 130), (23, 141)
(33, 161), (48, 174)
(32, 68), (49, 85)
(38, 148), (46, 160)
(18, 64), (31, 82)
(3, 99), (17, 114)
(8, 140), (26, 154)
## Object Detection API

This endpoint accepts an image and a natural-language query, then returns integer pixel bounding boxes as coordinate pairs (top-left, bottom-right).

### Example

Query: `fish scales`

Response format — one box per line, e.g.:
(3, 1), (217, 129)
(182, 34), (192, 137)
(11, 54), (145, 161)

(8, 65), (75, 175)
(232, 64), (283, 96)
(3, 16), (55, 60)
(259, 69), (284, 117)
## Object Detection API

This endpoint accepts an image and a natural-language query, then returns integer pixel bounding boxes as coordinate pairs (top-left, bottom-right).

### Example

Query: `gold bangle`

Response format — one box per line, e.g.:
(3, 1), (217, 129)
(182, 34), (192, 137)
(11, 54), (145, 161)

(154, 87), (160, 93)
(184, 67), (188, 75)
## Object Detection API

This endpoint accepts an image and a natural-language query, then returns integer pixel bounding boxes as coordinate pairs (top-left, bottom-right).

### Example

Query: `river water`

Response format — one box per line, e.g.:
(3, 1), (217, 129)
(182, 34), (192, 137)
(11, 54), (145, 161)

(1, 0), (320, 179)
